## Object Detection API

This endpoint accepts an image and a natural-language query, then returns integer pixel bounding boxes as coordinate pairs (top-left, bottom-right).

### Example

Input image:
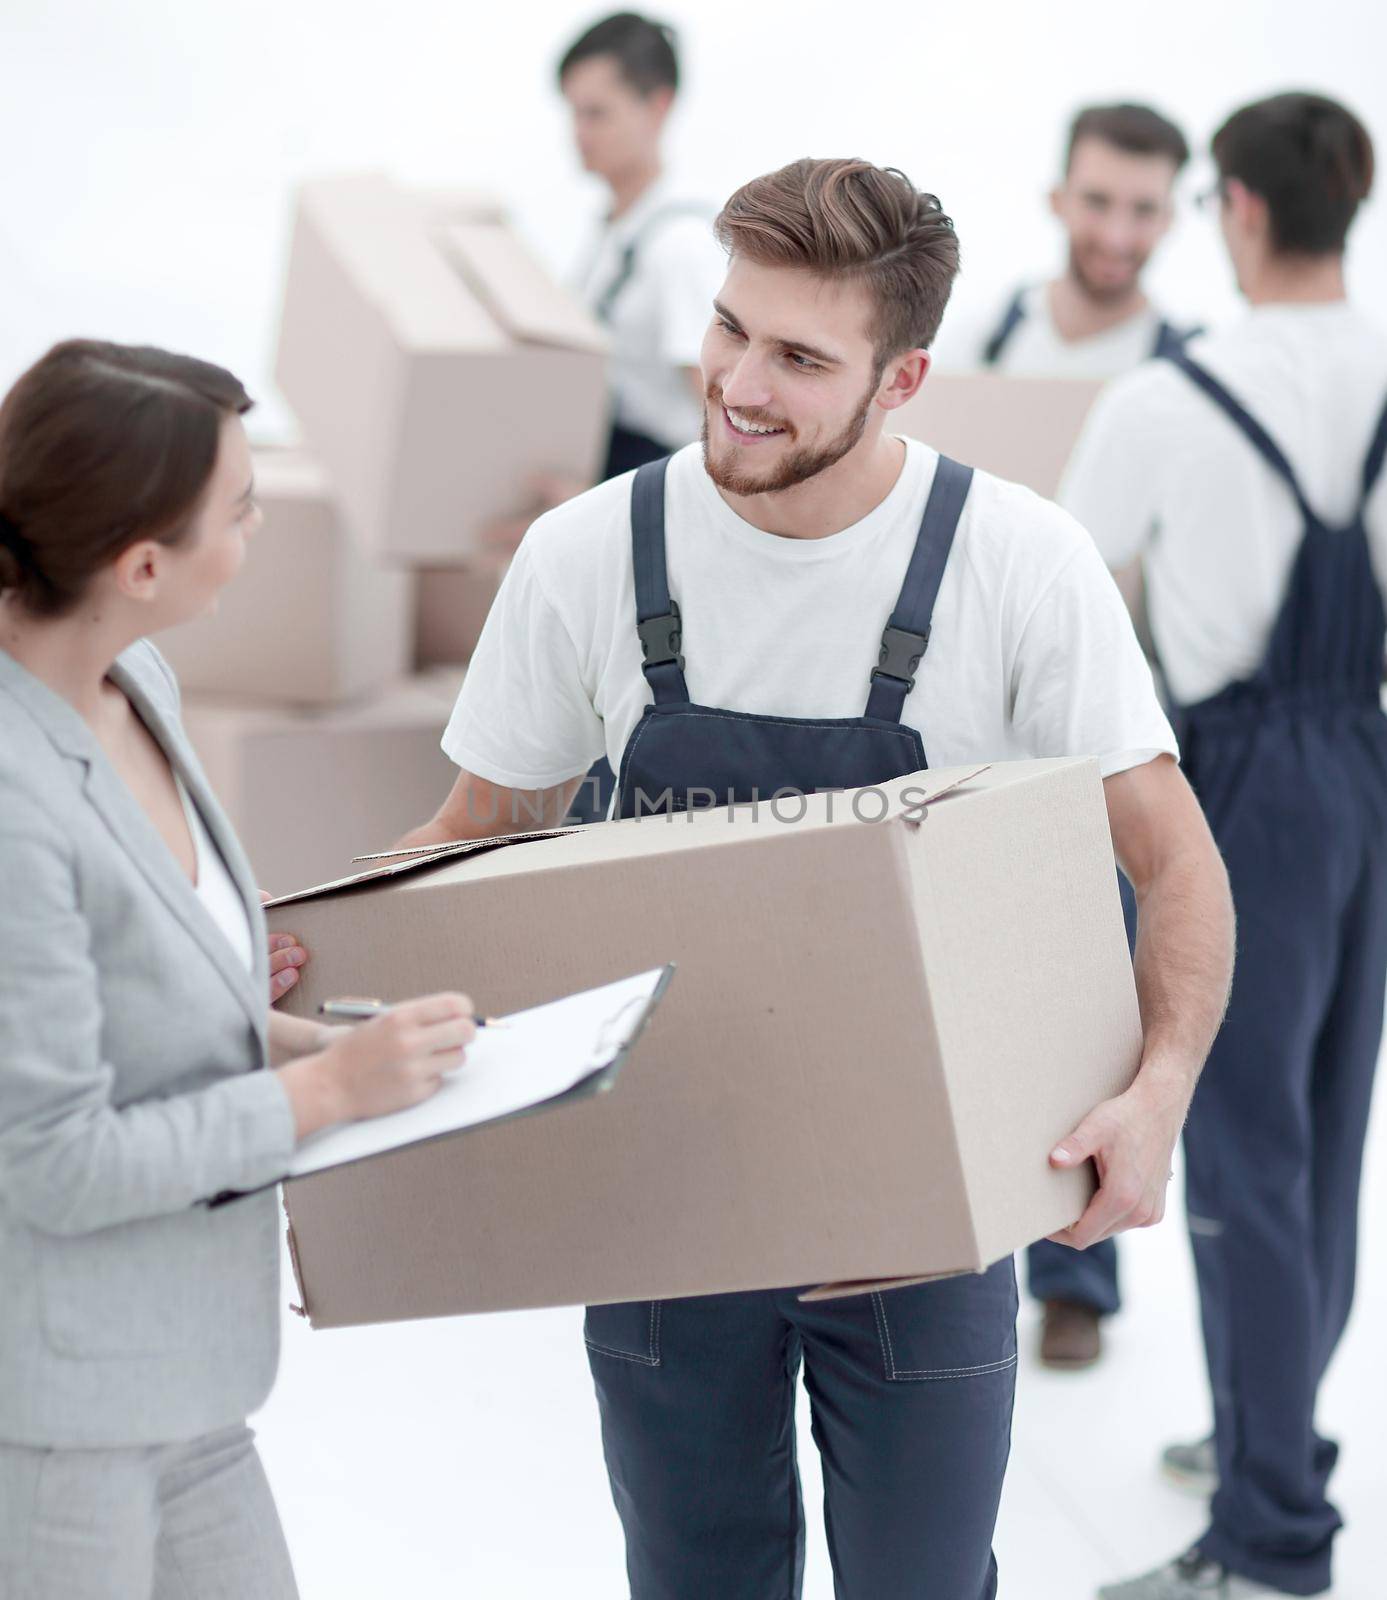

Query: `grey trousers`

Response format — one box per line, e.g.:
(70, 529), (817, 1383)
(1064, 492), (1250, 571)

(0, 1423), (298, 1600)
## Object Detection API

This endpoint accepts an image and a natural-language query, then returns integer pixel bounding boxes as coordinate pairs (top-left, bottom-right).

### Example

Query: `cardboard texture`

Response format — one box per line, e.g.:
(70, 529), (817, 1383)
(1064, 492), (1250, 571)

(158, 451), (412, 707)
(894, 374), (1105, 500)
(274, 173), (609, 563)
(414, 560), (507, 668)
(181, 676), (460, 898)
(266, 759), (1142, 1329)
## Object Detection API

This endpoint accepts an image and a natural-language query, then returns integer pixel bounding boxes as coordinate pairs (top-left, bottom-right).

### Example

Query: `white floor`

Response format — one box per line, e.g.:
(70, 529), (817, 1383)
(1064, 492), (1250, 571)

(257, 1061), (1387, 1599)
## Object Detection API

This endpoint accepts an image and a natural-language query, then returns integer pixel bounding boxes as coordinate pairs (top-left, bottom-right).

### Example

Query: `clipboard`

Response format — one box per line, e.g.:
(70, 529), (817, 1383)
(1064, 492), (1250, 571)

(208, 965), (674, 1205)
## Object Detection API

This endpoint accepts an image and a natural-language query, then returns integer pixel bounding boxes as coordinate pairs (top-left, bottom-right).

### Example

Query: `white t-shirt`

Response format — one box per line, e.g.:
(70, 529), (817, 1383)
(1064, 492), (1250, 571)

(442, 439), (1176, 793)
(935, 283), (1173, 379)
(175, 775), (255, 974)
(1060, 302), (1387, 706)
(574, 180), (727, 451)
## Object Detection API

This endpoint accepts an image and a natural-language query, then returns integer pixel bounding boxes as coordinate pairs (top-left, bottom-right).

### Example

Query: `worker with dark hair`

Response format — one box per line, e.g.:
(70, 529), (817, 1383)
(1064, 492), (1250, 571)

(1065, 91), (1385, 1600)
(941, 101), (1199, 1373)
(942, 102), (1195, 378)
(560, 11), (725, 482)
(557, 13), (726, 824)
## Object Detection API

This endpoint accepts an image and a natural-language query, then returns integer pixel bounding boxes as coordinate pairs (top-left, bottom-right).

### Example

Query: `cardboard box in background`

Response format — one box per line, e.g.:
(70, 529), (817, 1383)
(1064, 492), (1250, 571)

(158, 451), (412, 707)
(182, 673), (461, 898)
(895, 374), (1105, 499)
(274, 173), (609, 564)
(267, 759), (1141, 1330)
(414, 559), (507, 668)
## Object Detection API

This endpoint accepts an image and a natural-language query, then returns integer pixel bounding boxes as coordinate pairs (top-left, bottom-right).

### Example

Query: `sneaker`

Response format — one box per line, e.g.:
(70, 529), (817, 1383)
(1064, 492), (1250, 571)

(1039, 1299), (1102, 1369)
(1161, 1435), (1219, 1497)
(1098, 1548), (1286, 1597)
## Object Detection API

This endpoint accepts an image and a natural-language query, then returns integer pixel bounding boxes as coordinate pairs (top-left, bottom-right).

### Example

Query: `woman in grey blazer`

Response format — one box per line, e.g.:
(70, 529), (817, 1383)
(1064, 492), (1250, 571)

(0, 341), (477, 1600)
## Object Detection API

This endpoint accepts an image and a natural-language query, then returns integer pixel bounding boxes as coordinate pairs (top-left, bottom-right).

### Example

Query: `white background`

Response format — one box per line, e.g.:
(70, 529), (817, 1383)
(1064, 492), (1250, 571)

(3, 2), (1384, 1593)
(1, 0), (1383, 440)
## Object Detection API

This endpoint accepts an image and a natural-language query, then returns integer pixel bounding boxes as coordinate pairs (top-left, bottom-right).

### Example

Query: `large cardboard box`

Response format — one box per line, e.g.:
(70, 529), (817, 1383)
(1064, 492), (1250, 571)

(158, 451), (412, 707)
(414, 559), (507, 668)
(894, 374), (1105, 499)
(182, 674), (461, 898)
(274, 174), (609, 563)
(266, 759), (1141, 1329)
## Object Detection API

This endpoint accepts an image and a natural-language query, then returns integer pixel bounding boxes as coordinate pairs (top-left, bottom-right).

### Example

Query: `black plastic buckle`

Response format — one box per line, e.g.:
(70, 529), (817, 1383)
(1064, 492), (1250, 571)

(638, 601), (684, 671)
(871, 624), (929, 692)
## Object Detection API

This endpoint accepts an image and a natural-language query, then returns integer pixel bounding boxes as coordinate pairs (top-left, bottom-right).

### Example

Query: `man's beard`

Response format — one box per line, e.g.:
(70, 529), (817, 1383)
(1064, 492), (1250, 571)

(1067, 242), (1147, 307)
(701, 378), (878, 497)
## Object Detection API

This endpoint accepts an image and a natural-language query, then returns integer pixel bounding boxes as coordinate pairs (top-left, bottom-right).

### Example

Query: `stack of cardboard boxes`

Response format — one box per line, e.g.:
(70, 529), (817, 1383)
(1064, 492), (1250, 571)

(164, 174), (609, 895)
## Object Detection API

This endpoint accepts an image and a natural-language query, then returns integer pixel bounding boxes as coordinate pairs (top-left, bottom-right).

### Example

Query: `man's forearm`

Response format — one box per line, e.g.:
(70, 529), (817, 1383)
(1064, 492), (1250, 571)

(1129, 838), (1235, 1107)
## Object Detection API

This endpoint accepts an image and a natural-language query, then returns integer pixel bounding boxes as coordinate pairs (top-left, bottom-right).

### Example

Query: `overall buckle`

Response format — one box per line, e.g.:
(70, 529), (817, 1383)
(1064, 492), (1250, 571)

(871, 624), (929, 693)
(638, 601), (684, 671)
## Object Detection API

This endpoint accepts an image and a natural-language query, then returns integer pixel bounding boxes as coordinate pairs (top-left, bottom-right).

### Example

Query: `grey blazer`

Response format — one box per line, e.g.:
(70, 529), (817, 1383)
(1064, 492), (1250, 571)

(0, 640), (296, 1448)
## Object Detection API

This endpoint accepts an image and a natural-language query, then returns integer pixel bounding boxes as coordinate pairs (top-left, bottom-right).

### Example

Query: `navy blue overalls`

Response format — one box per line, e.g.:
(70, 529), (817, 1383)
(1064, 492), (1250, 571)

(584, 454), (1018, 1600)
(1164, 353), (1387, 1596)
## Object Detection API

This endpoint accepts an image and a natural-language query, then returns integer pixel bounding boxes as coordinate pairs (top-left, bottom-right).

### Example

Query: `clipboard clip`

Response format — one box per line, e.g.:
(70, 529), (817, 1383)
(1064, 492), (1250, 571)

(587, 993), (654, 1071)
(584, 966), (676, 1074)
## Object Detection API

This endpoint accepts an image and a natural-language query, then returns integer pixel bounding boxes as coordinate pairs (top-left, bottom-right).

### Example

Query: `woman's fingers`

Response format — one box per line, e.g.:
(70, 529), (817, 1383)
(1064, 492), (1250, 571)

(391, 992), (475, 1028)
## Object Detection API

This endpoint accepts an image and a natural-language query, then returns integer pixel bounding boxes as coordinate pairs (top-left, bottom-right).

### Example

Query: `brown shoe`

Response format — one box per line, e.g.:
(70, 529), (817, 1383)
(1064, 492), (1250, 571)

(1040, 1299), (1102, 1369)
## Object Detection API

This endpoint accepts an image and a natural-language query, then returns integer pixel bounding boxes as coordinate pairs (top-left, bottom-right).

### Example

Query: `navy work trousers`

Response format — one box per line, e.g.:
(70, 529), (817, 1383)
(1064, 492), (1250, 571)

(1184, 709), (1387, 1595)
(585, 1260), (1017, 1599)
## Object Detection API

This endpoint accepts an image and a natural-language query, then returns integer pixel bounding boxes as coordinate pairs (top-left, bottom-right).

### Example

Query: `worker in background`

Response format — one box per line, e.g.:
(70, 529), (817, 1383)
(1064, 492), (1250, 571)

(562, 10), (725, 479)
(558, 11), (726, 821)
(938, 102), (1196, 376)
(1063, 91), (1385, 1600)
(943, 100), (1199, 1374)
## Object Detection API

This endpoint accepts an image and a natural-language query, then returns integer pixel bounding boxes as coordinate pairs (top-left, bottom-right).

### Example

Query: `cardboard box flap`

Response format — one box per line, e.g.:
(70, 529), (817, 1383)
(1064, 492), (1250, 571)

(617, 763), (992, 835)
(411, 186), (507, 227)
(302, 174), (508, 354)
(799, 1270), (971, 1301)
(263, 767), (993, 911)
(877, 764), (990, 818)
(434, 221), (608, 355)
(263, 825), (574, 909)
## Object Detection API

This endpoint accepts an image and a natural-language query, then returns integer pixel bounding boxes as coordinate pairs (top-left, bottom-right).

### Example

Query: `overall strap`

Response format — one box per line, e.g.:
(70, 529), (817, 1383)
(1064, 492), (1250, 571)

(1166, 350), (1321, 527)
(1151, 319), (1202, 360)
(981, 288), (1027, 366)
(594, 204), (710, 325)
(1359, 388), (1387, 513)
(865, 456), (974, 722)
(630, 457), (690, 704)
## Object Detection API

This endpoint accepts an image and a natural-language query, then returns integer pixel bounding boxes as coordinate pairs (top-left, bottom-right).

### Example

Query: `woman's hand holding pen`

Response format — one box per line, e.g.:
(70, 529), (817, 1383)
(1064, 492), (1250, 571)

(276, 993), (477, 1140)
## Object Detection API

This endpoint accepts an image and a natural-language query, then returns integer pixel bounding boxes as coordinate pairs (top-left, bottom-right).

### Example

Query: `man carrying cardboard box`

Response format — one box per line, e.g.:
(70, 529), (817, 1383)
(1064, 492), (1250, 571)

(398, 158), (1235, 1600)
(944, 99), (1201, 1372)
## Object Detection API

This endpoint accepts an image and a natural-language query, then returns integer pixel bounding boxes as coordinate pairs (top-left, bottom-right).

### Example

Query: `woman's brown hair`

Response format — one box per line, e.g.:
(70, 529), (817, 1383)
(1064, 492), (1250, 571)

(0, 340), (252, 618)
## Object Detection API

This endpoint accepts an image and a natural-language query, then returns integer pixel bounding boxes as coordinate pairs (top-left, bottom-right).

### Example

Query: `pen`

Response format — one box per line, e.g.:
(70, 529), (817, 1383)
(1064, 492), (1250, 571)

(318, 998), (509, 1028)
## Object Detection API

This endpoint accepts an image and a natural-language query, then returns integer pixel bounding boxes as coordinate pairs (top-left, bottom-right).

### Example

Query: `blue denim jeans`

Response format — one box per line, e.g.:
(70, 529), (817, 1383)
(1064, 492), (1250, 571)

(586, 1259), (1018, 1599)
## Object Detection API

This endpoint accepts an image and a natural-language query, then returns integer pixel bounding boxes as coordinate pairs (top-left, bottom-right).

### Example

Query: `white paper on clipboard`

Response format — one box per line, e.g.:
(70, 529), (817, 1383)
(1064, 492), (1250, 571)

(286, 965), (674, 1182)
